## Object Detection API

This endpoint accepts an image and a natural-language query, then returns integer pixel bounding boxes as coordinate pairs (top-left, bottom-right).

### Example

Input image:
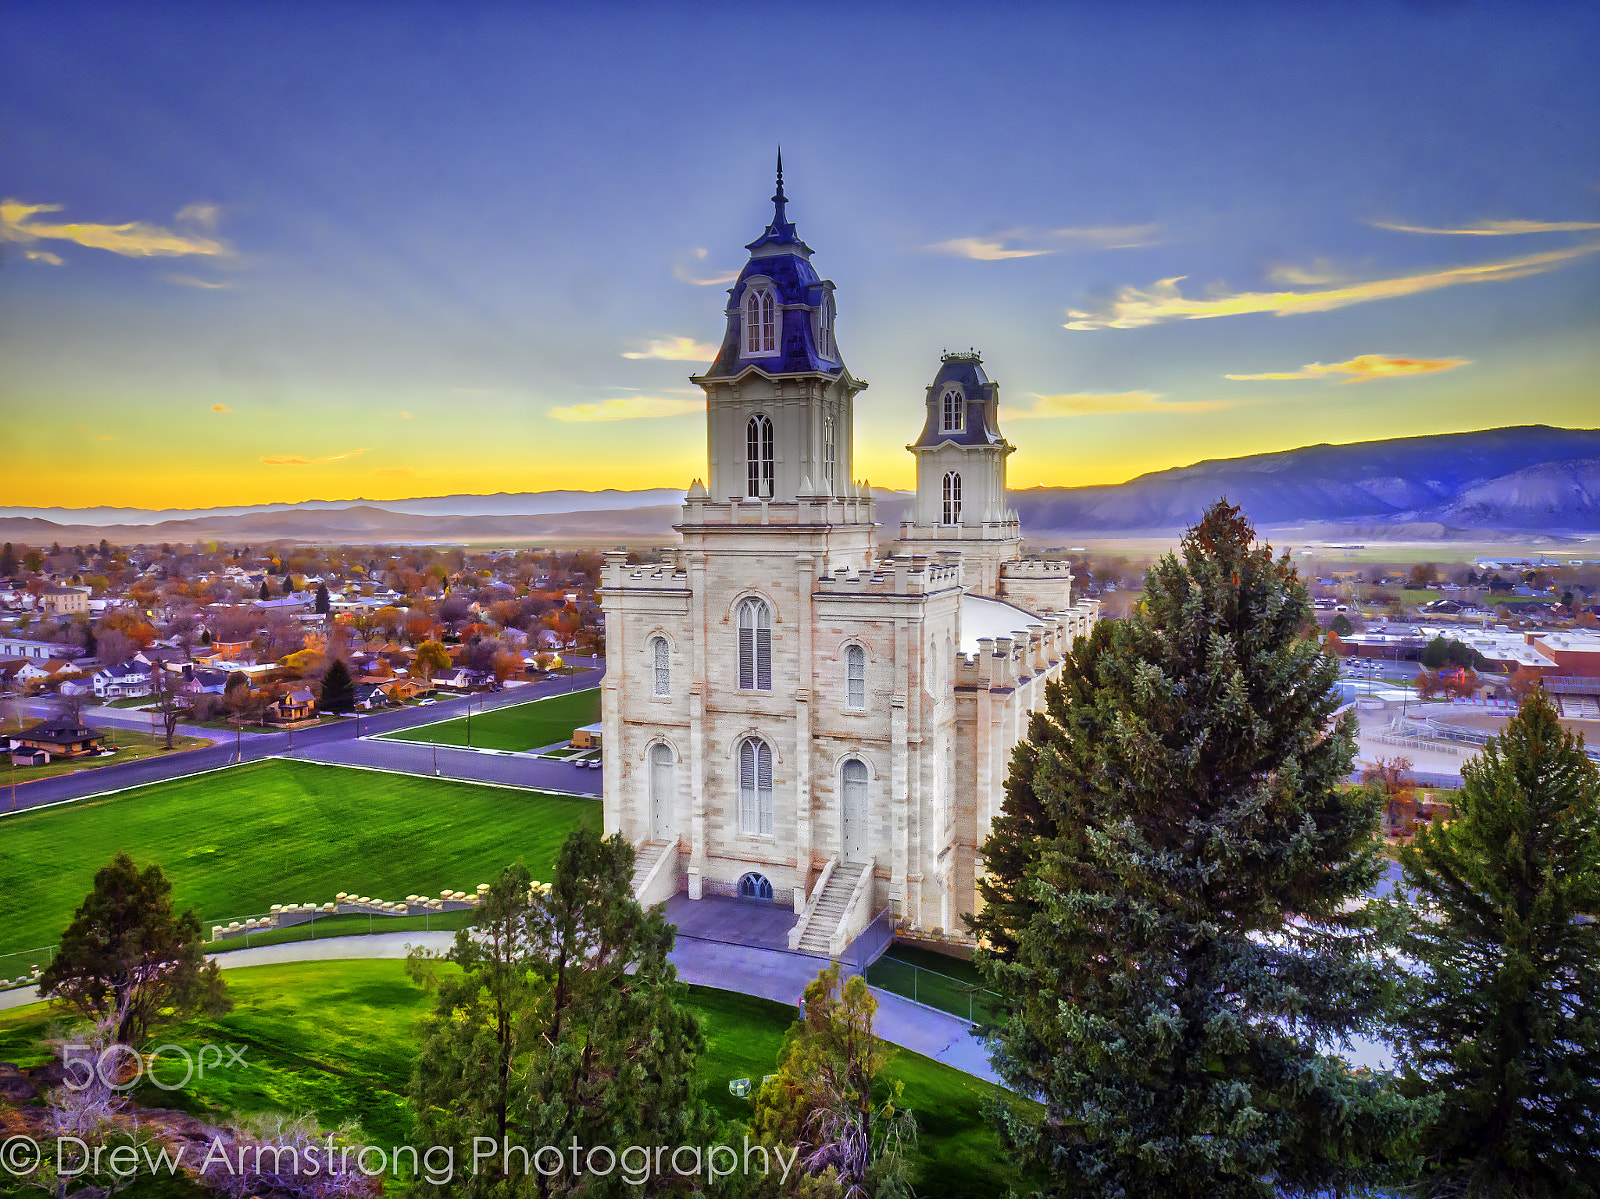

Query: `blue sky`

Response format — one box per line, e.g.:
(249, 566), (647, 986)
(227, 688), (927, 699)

(3, 1), (1597, 507)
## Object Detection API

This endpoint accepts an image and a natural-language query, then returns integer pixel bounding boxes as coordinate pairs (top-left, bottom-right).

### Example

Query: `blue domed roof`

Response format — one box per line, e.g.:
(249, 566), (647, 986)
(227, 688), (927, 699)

(700, 155), (845, 381)
(911, 352), (1006, 448)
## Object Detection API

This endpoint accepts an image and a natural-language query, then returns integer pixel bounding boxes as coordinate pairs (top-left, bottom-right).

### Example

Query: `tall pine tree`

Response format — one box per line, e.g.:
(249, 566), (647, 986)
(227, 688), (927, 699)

(319, 657), (355, 713)
(1392, 688), (1600, 1197)
(971, 499), (1414, 1198)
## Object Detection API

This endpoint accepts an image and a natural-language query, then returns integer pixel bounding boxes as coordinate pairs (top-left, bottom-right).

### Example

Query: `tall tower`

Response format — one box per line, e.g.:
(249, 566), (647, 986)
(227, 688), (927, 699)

(692, 153), (867, 503)
(897, 351), (1021, 595)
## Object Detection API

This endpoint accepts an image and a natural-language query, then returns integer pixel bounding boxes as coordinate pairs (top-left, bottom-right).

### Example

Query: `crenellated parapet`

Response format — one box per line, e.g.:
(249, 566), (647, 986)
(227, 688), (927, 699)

(815, 553), (964, 598)
(599, 550), (692, 595)
(998, 557), (1075, 614)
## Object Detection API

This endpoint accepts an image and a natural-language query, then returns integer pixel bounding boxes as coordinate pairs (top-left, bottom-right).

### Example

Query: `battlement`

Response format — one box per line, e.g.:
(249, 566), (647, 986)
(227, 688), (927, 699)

(1000, 558), (1073, 577)
(815, 554), (964, 597)
(898, 518), (1020, 541)
(599, 551), (691, 592)
(682, 494), (877, 529)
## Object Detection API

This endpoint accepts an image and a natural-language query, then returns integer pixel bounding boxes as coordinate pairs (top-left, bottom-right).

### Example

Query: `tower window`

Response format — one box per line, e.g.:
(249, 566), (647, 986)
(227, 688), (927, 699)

(942, 471), (962, 525)
(650, 635), (669, 696)
(738, 737), (774, 835)
(823, 414), (836, 495)
(941, 387), (965, 433)
(846, 644), (865, 708)
(743, 287), (777, 356)
(737, 597), (772, 691)
(746, 413), (775, 499)
(814, 292), (835, 358)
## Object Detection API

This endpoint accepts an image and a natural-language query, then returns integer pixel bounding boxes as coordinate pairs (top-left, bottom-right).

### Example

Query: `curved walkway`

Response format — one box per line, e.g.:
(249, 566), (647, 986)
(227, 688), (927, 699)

(0, 929), (1002, 1087)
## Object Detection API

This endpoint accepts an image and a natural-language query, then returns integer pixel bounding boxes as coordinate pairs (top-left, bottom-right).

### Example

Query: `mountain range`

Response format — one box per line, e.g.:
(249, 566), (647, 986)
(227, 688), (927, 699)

(4, 426), (1597, 545)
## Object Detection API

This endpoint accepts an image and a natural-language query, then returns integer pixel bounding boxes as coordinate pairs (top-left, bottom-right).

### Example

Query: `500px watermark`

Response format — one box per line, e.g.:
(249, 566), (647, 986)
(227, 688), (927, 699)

(61, 1042), (248, 1092)
(1, 1135), (800, 1188)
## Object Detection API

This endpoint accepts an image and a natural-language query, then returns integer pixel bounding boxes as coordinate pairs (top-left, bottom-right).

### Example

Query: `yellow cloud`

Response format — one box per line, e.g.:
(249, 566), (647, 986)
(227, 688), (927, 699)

(24, 249), (64, 265)
(547, 396), (705, 423)
(210, 403), (233, 413)
(622, 336), (717, 361)
(1, 199), (232, 258)
(1064, 241), (1600, 330)
(1372, 218), (1600, 236)
(1001, 391), (1237, 418)
(165, 274), (235, 289)
(926, 224), (1159, 260)
(925, 236), (1054, 261)
(674, 246), (739, 285)
(1226, 354), (1472, 384)
(400, 411), (412, 419)
(260, 448), (370, 466)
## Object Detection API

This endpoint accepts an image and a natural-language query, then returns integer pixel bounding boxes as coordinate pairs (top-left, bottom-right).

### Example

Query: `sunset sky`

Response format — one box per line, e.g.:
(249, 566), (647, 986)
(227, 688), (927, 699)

(3, 2), (1598, 510)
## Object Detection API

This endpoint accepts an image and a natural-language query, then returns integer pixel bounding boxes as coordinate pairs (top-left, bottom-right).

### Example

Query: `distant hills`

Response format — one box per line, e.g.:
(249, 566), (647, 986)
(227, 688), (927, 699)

(5, 426), (1597, 545)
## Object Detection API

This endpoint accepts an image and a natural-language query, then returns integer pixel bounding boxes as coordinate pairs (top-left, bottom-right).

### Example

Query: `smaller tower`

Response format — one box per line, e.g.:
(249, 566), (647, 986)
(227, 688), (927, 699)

(897, 351), (1021, 595)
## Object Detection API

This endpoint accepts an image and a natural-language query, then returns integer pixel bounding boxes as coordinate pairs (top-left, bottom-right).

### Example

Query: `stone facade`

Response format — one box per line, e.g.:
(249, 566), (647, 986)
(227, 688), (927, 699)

(600, 169), (1098, 943)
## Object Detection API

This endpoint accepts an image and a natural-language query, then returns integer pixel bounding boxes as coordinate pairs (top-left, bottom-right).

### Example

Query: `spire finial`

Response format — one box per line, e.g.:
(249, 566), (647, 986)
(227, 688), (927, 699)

(772, 146), (787, 224)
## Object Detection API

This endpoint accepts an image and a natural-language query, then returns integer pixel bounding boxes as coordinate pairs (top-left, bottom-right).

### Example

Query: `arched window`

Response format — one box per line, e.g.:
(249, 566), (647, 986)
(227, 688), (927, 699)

(738, 872), (774, 900)
(942, 471), (962, 525)
(746, 414), (774, 499)
(761, 291), (776, 352)
(737, 597), (772, 690)
(743, 288), (777, 356)
(846, 644), (865, 708)
(823, 413), (836, 494)
(814, 292), (835, 358)
(738, 737), (774, 835)
(941, 387), (964, 433)
(650, 635), (669, 696)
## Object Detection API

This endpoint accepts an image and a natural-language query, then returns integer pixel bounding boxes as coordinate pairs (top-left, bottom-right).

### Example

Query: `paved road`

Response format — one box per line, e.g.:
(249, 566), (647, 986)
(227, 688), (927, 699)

(1, 664), (605, 814)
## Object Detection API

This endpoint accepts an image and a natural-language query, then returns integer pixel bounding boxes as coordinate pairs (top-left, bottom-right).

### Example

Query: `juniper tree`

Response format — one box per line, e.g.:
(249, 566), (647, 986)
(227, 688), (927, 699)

(409, 828), (713, 1198)
(1392, 688), (1600, 1198)
(971, 499), (1414, 1199)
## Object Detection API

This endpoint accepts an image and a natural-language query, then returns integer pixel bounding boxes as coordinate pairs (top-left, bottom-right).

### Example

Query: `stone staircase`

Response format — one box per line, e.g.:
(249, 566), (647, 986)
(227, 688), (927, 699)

(792, 862), (867, 956)
(631, 841), (673, 901)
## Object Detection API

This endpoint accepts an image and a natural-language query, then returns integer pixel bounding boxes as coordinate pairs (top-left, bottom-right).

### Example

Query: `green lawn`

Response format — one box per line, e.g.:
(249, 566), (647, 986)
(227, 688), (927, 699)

(3, 729), (211, 785)
(0, 959), (1021, 1198)
(0, 758), (598, 957)
(867, 944), (1004, 1024)
(382, 687), (600, 752)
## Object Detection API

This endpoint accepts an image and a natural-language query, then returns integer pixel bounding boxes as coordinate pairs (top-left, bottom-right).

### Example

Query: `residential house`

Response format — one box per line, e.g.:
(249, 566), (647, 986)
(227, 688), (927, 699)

(267, 689), (316, 725)
(7, 717), (103, 764)
(40, 586), (90, 615)
(0, 659), (53, 692)
(92, 661), (154, 699)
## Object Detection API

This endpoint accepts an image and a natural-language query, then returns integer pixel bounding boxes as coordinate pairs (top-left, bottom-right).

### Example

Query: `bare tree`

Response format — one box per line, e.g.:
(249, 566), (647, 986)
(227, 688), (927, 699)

(149, 668), (185, 749)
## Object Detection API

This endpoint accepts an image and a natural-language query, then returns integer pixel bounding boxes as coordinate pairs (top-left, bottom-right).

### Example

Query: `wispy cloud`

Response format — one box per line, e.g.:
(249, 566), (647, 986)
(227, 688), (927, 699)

(259, 448), (370, 466)
(674, 246), (739, 286)
(165, 274), (235, 289)
(1064, 241), (1600, 330)
(210, 403), (233, 413)
(622, 336), (717, 361)
(24, 249), (64, 265)
(925, 224), (1160, 260)
(1, 199), (232, 259)
(1226, 354), (1471, 384)
(547, 396), (705, 423)
(1372, 218), (1600, 236)
(1000, 391), (1237, 419)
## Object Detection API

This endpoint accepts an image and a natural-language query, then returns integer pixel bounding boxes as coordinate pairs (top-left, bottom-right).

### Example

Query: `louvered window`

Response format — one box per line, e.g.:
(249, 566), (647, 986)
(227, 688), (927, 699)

(737, 598), (772, 691)
(651, 636), (669, 696)
(739, 737), (774, 835)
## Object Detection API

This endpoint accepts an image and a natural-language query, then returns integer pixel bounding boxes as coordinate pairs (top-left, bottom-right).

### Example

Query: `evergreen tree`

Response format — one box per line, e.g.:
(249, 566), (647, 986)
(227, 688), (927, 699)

(258, 579), (270, 601)
(39, 852), (230, 1046)
(1331, 612), (1354, 637)
(0, 542), (15, 578)
(315, 581), (330, 614)
(1423, 635), (1450, 670)
(319, 658), (356, 713)
(282, 574), (293, 595)
(971, 499), (1414, 1198)
(1392, 688), (1600, 1197)
(409, 827), (713, 1197)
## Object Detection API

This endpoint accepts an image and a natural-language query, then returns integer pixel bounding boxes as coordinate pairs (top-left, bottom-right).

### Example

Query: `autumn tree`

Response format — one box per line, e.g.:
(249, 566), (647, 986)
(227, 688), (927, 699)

(971, 499), (1413, 1198)
(39, 853), (230, 1046)
(1391, 689), (1600, 1196)
(1364, 755), (1418, 836)
(415, 639), (451, 683)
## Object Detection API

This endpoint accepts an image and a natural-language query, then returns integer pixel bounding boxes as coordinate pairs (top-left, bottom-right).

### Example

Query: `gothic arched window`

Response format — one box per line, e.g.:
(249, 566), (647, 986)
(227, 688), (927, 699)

(650, 635), (669, 697)
(737, 597), (772, 691)
(846, 644), (865, 709)
(744, 287), (776, 355)
(942, 471), (962, 525)
(746, 413), (775, 499)
(823, 413), (836, 494)
(941, 387), (964, 433)
(738, 737), (774, 835)
(814, 292), (835, 358)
